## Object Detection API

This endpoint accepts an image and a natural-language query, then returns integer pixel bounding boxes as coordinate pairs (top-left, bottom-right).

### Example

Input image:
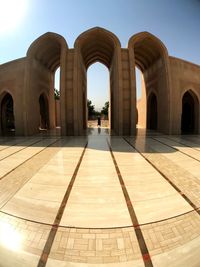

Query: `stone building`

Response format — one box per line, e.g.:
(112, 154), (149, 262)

(0, 27), (199, 136)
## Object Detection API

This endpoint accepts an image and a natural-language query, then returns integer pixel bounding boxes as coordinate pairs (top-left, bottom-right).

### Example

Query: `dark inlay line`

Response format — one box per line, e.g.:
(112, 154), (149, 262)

(0, 139), (25, 152)
(107, 139), (153, 267)
(37, 142), (88, 267)
(150, 137), (200, 163)
(0, 138), (59, 181)
(161, 136), (200, 152)
(2, 203), (199, 229)
(0, 139), (63, 211)
(180, 135), (200, 145)
(124, 138), (200, 216)
(0, 138), (44, 162)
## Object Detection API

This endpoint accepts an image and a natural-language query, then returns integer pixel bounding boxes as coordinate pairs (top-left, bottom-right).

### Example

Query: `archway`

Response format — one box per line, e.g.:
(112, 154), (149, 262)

(27, 32), (68, 134)
(147, 93), (157, 130)
(1, 93), (15, 134)
(128, 32), (170, 133)
(39, 94), (49, 130)
(181, 90), (199, 134)
(74, 27), (121, 135)
(87, 63), (109, 129)
(54, 67), (61, 127)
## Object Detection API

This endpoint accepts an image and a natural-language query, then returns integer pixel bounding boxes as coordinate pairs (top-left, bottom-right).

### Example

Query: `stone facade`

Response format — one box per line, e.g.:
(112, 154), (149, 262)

(0, 27), (199, 136)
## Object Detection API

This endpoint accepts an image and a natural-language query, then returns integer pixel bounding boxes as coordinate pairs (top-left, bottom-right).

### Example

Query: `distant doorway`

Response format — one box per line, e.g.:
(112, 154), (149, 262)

(39, 94), (49, 129)
(87, 63), (109, 130)
(181, 91), (198, 134)
(147, 93), (157, 130)
(1, 93), (15, 134)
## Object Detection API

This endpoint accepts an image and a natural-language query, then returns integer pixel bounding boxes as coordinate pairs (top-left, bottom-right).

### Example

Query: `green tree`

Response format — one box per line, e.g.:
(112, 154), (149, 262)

(101, 101), (109, 116)
(87, 99), (95, 117)
(54, 88), (60, 100)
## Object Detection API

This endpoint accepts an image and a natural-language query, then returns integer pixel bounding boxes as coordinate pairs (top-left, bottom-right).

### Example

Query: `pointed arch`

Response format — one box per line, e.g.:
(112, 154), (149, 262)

(25, 32), (68, 135)
(181, 89), (199, 134)
(27, 32), (68, 71)
(73, 27), (122, 135)
(0, 91), (15, 134)
(129, 31), (171, 134)
(74, 27), (121, 69)
(128, 31), (169, 71)
(39, 92), (49, 129)
(147, 92), (158, 130)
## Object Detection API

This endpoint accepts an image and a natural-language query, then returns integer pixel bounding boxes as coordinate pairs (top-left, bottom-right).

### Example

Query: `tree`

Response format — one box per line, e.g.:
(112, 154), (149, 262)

(101, 101), (109, 116)
(87, 100), (95, 117)
(54, 88), (60, 100)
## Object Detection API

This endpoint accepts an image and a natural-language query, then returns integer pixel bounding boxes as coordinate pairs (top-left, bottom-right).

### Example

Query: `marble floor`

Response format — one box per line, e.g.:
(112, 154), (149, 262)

(0, 128), (200, 267)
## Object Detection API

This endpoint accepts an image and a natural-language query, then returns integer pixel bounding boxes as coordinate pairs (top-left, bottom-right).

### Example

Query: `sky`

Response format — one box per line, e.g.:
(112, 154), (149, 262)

(0, 0), (200, 111)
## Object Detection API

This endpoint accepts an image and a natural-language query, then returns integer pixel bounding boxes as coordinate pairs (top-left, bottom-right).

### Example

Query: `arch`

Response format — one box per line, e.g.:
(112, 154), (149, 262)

(181, 90), (199, 134)
(27, 32), (68, 71)
(181, 87), (200, 102)
(128, 31), (169, 72)
(26, 32), (68, 135)
(74, 27), (121, 69)
(39, 93), (49, 130)
(0, 92), (15, 134)
(147, 92), (158, 130)
(129, 31), (170, 134)
(74, 27), (121, 134)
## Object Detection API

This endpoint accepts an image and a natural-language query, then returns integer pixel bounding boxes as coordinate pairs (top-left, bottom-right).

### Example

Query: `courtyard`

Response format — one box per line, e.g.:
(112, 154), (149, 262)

(0, 128), (199, 267)
(0, 0), (200, 266)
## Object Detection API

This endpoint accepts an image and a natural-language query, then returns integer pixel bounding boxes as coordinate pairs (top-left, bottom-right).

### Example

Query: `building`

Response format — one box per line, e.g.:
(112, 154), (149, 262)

(0, 27), (199, 136)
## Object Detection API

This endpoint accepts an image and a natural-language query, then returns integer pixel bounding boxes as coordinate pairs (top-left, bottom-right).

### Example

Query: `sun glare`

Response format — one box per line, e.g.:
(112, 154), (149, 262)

(0, 221), (22, 251)
(0, 0), (28, 34)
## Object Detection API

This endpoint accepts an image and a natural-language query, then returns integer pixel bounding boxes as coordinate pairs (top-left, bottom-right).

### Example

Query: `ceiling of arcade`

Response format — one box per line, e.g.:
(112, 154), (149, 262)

(80, 35), (115, 69)
(133, 37), (162, 72)
(73, 27), (122, 70)
(35, 41), (61, 71)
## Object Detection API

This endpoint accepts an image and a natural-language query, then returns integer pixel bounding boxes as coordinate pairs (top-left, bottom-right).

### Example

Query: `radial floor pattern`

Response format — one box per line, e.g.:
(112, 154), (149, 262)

(0, 128), (200, 267)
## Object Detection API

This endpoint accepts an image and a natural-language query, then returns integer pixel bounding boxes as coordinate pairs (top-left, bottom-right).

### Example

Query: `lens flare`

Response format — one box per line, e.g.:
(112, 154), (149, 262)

(0, 0), (28, 34)
(0, 221), (22, 251)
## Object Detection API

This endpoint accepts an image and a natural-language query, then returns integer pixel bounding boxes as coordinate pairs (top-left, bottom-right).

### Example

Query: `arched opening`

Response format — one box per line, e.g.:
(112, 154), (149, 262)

(128, 32), (170, 134)
(1, 93), (15, 134)
(147, 93), (158, 130)
(39, 94), (49, 130)
(87, 63), (109, 129)
(181, 90), (199, 134)
(27, 32), (68, 135)
(54, 67), (61, 128)
(135, 66), (146, 128)
(74, 27), (121, 135)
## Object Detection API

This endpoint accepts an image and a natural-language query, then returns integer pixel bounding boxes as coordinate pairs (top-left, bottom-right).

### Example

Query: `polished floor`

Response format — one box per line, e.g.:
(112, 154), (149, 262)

(0, 128), (200, 267)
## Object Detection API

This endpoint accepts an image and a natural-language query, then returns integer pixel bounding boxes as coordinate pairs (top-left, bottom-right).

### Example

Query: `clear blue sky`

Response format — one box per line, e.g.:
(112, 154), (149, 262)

(0, 0), (200, 110)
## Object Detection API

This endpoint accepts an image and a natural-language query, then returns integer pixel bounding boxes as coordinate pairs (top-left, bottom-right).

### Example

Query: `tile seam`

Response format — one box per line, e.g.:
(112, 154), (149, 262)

(150, 137), (200, 163)
(37, 141), (88, 267)
(164, 135), (200, 152)
(107, 138), (154, 267)
(0, 139), (62, 210)
(124, 137), (200, 216)
(0, 138), (60, 181)
(1, 206), (199, 228)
